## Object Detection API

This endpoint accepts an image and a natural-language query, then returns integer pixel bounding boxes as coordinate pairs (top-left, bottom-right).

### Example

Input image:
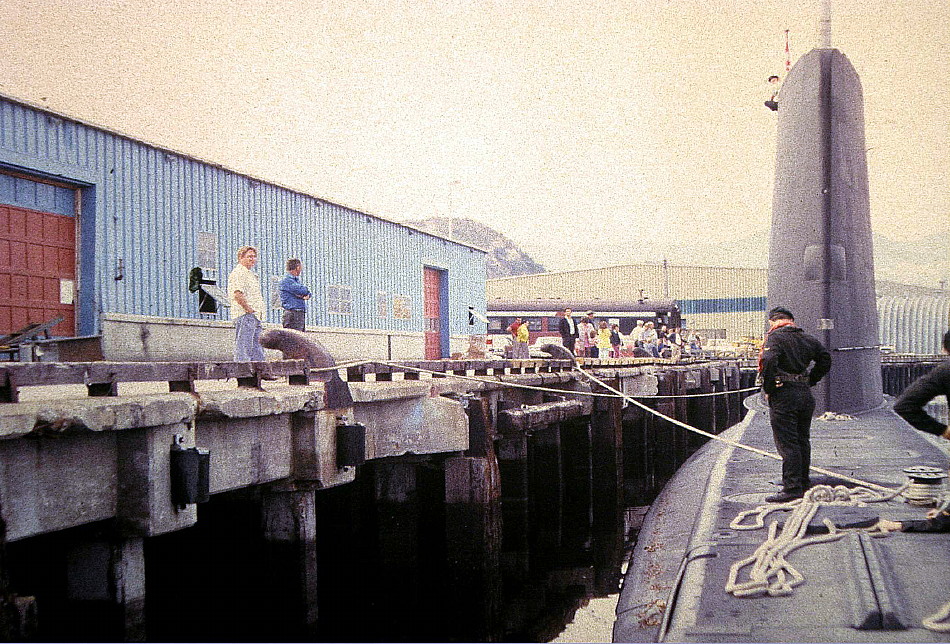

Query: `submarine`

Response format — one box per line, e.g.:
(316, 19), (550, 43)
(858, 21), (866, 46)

(612, 32), (950, 644)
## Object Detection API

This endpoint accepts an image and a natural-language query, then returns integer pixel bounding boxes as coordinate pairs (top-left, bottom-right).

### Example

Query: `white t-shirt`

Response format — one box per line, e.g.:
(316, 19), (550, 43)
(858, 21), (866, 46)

(227, 263), (265, 320)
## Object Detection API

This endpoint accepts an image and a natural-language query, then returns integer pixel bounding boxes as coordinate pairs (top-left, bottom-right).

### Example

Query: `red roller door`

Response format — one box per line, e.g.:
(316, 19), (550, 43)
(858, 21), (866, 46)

(0, 205), (76, 336)
(423, 267), (442, 359)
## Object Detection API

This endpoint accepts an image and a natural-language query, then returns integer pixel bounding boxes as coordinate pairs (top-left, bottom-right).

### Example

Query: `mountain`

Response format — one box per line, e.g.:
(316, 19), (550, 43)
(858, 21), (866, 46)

(405, 217), (546, 279)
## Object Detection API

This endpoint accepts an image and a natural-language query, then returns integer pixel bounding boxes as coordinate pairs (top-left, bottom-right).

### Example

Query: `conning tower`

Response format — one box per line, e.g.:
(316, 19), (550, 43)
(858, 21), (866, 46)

(767, 46), (882, 414)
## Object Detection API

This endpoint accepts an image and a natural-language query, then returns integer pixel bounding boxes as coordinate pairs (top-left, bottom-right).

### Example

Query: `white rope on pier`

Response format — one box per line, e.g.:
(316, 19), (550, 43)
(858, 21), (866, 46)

(332, 359), (939, 502)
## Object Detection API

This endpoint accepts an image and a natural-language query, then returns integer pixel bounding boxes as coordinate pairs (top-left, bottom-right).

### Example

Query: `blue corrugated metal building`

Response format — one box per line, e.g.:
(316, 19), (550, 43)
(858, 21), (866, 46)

(0, 94), (487, 359)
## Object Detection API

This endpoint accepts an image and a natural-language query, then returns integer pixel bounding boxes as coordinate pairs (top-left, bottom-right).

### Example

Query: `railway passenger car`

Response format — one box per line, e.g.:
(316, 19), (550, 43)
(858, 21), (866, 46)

(486, 298), (681, 344)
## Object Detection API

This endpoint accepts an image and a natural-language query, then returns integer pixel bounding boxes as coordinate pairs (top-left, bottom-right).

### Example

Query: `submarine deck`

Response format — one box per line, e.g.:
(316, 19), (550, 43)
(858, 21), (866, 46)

(614, 394), (950, 643)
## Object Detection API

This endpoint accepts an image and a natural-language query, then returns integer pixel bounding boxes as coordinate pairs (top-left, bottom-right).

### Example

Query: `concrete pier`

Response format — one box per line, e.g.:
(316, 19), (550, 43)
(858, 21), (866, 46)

(0, 357), (773, 640)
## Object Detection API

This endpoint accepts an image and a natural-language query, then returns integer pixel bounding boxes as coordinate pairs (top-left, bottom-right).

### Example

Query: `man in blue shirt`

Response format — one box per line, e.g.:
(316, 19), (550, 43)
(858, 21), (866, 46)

(278, 258), (311, 331)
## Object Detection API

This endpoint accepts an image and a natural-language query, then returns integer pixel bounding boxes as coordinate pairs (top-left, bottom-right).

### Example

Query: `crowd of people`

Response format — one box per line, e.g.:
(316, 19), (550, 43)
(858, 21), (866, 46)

(501, 309), (705, 360)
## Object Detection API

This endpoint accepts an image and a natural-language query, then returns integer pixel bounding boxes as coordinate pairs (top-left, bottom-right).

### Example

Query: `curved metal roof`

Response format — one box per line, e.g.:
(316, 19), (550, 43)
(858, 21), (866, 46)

(878, 295), (950, 354)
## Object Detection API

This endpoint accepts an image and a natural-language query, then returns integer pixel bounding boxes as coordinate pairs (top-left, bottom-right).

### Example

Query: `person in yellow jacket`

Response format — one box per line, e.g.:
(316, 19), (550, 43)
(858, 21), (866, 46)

(596, 320), (612, 358)
(515, 320), (530, 358)
(508, 317), (531, 359)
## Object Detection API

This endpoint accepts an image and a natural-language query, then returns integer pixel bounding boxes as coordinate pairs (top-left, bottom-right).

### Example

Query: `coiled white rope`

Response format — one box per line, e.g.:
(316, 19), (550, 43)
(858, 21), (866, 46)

(903, 479), (950, 506)
(724, 485), (897, 598)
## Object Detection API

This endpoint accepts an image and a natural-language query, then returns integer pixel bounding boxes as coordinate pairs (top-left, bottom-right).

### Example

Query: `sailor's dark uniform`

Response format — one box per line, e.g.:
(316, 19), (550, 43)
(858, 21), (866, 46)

(760, 325), (832, 495)
(893, 360), (950, 437)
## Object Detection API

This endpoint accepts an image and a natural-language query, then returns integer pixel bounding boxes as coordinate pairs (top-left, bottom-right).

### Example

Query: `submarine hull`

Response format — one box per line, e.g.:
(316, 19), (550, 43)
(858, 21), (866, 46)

(614, 48), (948, 643)
(613, 395), (950, 642)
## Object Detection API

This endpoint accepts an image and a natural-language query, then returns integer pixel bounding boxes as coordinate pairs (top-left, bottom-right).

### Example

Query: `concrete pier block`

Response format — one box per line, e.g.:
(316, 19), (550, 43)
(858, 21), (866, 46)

(197, 415), (292, 493)
(288, 410), (356, 488)
(117, 422), (198, 535)
(0, 433), (117, 541)
(351, 383), (469, 458)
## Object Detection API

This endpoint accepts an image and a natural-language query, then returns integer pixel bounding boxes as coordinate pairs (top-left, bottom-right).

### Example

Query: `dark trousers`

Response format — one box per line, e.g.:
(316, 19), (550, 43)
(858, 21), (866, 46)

(767, 383), (815, 492)
(562, 336), (576, 354)
(282, 309), (306, 331)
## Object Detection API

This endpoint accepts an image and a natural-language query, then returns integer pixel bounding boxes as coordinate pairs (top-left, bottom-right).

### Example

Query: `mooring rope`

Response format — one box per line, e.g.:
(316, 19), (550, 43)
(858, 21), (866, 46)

(317, 357), (950, 631)
(312, 358), (941, 501)
(924, 600), (950, 632)
(724, 485), (896, 598)
(572, 363), (907, 495)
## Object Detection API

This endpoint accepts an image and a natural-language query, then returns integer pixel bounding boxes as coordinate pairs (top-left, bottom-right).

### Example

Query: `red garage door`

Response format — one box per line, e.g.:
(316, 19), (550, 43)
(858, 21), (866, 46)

(0, 205), (76, 336)
(423, 267), (443, 359)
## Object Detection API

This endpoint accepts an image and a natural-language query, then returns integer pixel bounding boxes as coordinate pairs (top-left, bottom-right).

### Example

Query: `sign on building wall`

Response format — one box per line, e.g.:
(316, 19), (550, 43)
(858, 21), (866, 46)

(197, 232), (217, 269)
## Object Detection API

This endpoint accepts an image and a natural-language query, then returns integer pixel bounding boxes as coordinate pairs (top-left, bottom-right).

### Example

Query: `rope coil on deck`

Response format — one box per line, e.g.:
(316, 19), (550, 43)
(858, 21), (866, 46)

(723, 485), (898, 599)
(729, 483), (907, 532)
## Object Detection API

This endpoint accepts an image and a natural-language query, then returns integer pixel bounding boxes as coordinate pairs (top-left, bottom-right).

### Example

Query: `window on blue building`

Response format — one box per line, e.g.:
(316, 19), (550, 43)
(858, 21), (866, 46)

(328, 285), (352, 315)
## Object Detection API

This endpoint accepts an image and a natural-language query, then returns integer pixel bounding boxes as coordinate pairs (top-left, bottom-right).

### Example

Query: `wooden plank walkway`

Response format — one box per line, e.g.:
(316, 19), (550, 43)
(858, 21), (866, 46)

(0, 355), (717, 403)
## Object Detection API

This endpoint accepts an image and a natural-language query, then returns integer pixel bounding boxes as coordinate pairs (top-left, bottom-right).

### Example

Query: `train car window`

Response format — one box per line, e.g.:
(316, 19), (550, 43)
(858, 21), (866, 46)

(525, 317), (543, 331)
(547, 316), (561, 331)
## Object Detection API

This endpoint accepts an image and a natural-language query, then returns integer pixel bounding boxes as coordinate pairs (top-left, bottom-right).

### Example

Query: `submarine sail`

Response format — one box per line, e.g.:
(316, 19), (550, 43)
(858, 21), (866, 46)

(767, 47), (882, 414)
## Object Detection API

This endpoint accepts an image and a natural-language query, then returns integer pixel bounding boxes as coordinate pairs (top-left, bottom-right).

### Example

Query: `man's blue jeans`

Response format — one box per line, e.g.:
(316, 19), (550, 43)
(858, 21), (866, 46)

(234, 313), (265, 361)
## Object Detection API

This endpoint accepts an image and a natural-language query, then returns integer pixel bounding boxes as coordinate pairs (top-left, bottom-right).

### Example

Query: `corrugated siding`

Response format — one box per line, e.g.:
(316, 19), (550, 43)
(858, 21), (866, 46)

(488, 264), (766, 302)
(878, 295), (950, 354)
(0, 97), (486, 336)
(488, 264), (768, 338)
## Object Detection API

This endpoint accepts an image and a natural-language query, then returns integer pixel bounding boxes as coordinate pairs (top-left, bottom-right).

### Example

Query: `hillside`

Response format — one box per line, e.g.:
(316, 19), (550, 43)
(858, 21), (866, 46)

(406, 217), (546, 279)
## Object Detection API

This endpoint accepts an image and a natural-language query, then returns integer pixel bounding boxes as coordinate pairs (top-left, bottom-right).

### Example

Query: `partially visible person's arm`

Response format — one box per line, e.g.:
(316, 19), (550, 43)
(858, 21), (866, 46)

(893, 362), (950, 437)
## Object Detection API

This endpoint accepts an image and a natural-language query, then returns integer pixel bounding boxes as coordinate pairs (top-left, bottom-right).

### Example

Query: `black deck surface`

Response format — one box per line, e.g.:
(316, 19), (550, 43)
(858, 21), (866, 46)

(614, 394), (950, 642)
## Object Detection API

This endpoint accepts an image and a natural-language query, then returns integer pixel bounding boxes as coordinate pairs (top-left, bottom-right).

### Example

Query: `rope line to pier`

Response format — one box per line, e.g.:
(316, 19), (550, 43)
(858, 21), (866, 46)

(572, 364), (903, 495)
(924, 600), (950, 632)
(324, 359), (917, 497)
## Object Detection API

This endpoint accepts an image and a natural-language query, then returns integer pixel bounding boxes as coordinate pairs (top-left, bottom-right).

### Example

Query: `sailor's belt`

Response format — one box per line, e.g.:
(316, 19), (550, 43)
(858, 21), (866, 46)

(776, 372), (809, 383)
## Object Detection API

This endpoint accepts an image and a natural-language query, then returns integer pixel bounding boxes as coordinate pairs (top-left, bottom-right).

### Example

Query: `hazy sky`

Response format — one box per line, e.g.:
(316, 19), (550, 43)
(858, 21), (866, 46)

(1, 0), (947, 287)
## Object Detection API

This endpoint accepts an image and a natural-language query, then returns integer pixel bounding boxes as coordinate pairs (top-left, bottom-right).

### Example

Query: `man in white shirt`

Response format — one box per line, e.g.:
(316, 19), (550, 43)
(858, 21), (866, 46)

(228, 245), (266, 361)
